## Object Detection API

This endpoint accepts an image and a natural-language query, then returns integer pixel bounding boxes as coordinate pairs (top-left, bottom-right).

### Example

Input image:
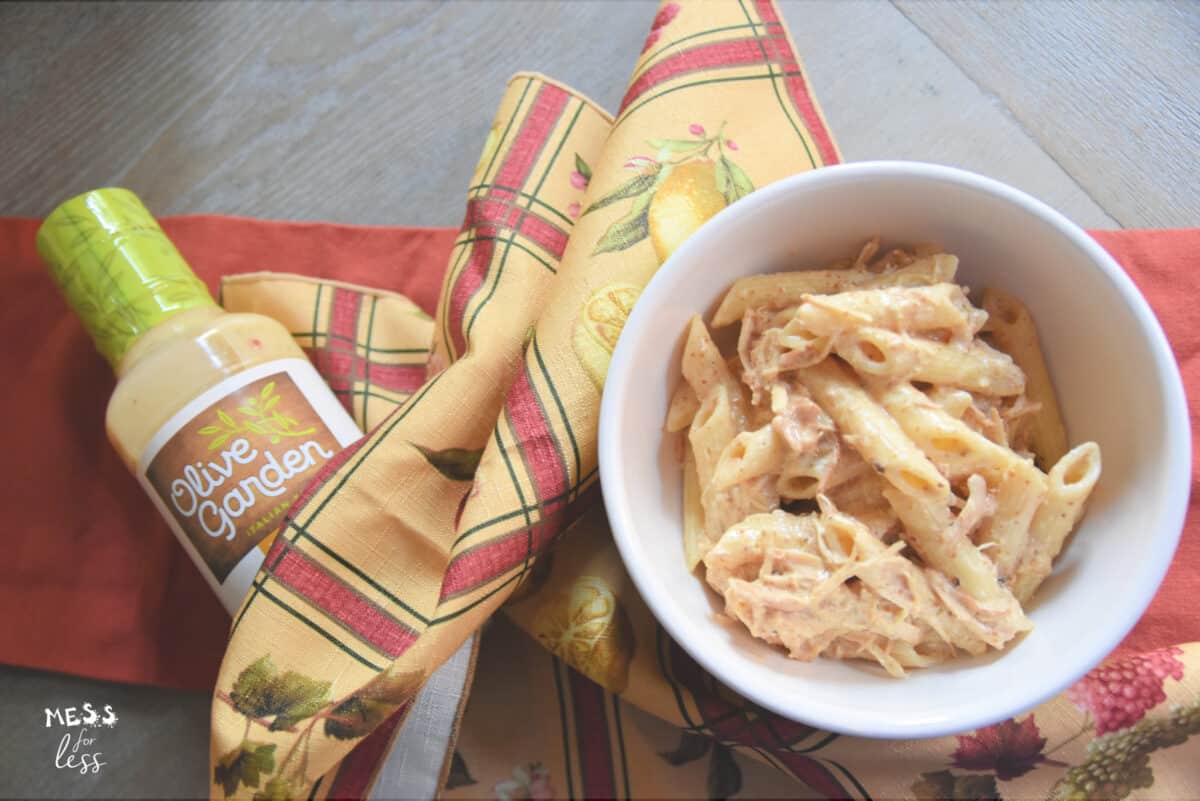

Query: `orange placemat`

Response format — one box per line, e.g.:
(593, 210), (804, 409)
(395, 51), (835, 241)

(1, 219), (1195, 692)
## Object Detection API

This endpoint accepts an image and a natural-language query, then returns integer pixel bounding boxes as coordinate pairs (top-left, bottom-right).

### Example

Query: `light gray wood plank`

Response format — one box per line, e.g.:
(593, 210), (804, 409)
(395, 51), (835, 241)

(782, 0), (1118, 228)
(1, 1), (651, 225)
(4, 0), (1135, 230)
(896, 0), (1200, 229)
(0, 2), (301, 219)
(115, 0), (652, 226)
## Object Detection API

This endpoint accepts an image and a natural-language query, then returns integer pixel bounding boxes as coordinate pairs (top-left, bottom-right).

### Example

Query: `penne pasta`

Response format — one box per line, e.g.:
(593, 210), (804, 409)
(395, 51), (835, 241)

(982, 287), (1068, 469)
(982, 463), (1048, 581)
(738, 311), (832, 398)
(999, 394), (1041, 454)
(681, 315), (746, 427)
(852, 236), (881, 269)
(853, 254), (959, 289)
(881, 476), (1012, 605)
(688, 384), (739, 495)
(794, 358), (950, 502)
(1010, 442), (1102, 603)
(681, 444), (709, 570)
(823, 443), (873, 491)
(818, 499), (1018, 656)
(711, 254), (959, 327)
(713, 426), (788, 491)
(776, 432), (840, 499)
(837, 327), (1025, 395)
(684, 315), (781, 544)
(866, 379), (1047, 578)
(665, 381), (700, 432)
(701, 479), (778, 547)
(924, 385), (974, 420)
(670, 239), (1098, 676)
(867, 380), (1035, 484)
(792, 283), (985, 341)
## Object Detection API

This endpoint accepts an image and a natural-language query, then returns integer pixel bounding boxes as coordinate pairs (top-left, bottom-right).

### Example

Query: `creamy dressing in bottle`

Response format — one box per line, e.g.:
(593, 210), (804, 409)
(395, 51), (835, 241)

(39, 189), (360, 614)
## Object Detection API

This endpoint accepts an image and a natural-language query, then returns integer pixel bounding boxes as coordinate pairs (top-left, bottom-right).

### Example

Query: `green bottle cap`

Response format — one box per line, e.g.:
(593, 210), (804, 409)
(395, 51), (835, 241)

(37, 188), (217, 367)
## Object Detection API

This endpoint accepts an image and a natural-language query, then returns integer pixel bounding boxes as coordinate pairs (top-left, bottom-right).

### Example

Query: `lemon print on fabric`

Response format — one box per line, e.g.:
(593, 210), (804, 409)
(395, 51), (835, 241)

(647, 160), (728, 264)
(531, 575), (635, 693)
(572, 282), (642, 389)
(586, 121), (753, 264)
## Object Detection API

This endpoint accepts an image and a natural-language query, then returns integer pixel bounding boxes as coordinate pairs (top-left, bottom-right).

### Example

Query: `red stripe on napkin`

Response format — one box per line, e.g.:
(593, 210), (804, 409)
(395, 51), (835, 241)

(269, 546), (417, 659)
(621, 39), (766, 113)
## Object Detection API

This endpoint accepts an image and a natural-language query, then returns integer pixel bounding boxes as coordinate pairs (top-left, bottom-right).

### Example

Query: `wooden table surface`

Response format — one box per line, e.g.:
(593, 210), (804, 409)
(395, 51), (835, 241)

(2, 1), (1196, 798)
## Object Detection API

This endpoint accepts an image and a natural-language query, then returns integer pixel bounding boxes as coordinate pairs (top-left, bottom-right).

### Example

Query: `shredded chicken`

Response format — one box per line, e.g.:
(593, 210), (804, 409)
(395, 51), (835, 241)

(704, 505), (1029, 678)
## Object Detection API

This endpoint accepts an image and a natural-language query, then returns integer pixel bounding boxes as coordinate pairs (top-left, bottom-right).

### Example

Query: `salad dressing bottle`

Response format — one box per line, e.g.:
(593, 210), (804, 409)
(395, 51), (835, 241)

(38, 189), (360, 614)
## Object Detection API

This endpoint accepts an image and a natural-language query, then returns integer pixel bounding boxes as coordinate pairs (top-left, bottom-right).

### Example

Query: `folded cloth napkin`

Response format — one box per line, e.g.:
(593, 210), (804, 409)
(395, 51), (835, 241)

(3, 1), (1199, 799)
(208, 2), (849, 797)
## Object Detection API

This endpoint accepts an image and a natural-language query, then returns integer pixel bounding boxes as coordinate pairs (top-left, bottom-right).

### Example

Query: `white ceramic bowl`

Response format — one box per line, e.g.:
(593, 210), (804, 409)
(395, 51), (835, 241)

(599, 161), (1190, 739)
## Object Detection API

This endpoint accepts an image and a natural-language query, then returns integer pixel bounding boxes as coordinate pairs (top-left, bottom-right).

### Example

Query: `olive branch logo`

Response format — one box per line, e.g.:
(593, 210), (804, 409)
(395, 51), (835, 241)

(199, 381), (316, 451)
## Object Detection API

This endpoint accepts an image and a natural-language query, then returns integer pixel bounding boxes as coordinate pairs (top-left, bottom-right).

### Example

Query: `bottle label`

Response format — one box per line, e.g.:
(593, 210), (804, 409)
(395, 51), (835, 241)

(137, 358), (361, 613)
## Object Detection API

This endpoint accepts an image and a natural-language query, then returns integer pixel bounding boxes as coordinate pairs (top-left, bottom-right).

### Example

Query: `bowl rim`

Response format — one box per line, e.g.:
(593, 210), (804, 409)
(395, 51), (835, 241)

(598, 159), (1192, 739)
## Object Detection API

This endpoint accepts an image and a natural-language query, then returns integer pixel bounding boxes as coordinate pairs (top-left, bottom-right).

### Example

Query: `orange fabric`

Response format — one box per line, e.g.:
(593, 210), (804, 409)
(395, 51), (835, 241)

(2, 223), (1197, 689)
(1090, 229), (1200, 656)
